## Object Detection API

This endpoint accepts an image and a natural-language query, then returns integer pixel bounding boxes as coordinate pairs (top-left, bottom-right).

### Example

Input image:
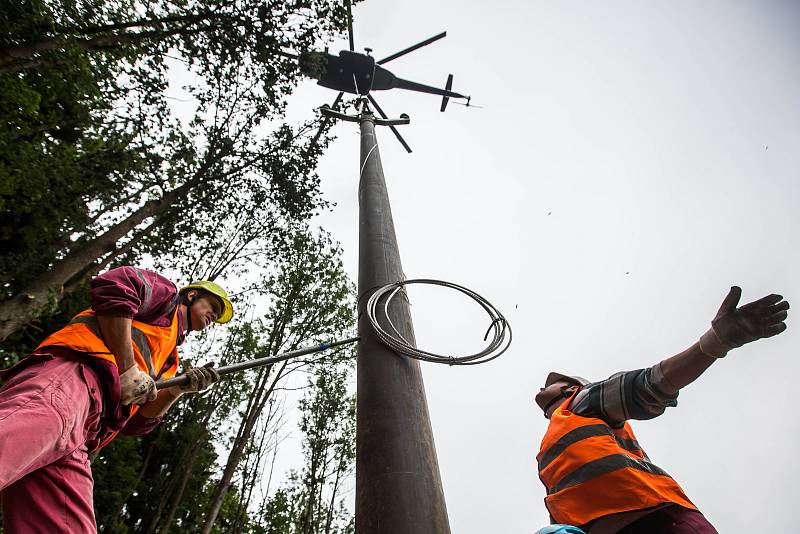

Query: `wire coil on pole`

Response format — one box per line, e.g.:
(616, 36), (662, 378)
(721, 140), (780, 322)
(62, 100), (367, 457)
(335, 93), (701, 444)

(366, 279), (512, 365)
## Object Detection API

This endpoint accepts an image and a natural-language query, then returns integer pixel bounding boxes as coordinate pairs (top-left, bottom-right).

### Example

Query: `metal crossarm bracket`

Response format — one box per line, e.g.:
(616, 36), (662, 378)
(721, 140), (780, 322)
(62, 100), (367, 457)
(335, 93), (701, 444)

(320, 102), (410, 128)
(375, 114), (410, 127)
(320, 104), (361, 123)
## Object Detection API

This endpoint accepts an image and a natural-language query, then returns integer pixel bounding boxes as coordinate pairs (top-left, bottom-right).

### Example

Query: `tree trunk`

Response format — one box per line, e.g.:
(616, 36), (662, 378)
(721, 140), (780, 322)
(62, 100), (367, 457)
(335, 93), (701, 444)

(62, 217), (159, 297)
(0, 19), (213, 73)
(231, 421), (266, 533)
(300, 432), (323, 534)
(324, 459), (344, 534)
(0, 169), (203, 341)
(157, 434), (205, 534)
(115, 433), (159, 519)
(146, 468), (180, 534)
(200, 361), (287, 534)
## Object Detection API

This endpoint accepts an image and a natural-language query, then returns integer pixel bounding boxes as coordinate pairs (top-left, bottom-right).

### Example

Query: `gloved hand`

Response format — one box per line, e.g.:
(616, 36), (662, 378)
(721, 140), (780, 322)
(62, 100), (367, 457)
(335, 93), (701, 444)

(178, 362), (220, 393)
(120, 365), (158, 405)
(699, 286), (789, 358)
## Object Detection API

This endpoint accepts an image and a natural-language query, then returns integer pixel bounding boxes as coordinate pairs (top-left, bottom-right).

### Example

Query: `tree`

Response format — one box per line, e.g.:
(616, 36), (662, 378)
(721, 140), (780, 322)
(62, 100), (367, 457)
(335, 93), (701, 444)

(201, 230), (355, 533)
(255, 361), (356, 534)
(85, 227), (355, 533)
(1, 2), (359, 530)
(296, 363), (356, 534)
(0, 0), (349, 75)
(0, 0), (348, 341)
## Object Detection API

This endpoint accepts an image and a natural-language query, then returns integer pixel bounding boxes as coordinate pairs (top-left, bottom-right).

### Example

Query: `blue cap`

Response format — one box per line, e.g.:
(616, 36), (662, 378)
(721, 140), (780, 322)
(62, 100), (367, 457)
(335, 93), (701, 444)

(534, 525), (587, 534)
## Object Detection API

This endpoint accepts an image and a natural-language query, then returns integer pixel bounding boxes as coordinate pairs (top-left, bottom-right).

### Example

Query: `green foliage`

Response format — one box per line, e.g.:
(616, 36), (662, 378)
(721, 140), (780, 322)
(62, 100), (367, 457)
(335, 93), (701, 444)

(255, 362), (356, 534)
(0, 280), (91, 366)
(83, 228), (356, 533)
(91, 436), (143, 533)
(0, 1), (359, 532)
(0, 48), (126, 296)
(0, 1), (145, 297)
(0, 0), (348, 338)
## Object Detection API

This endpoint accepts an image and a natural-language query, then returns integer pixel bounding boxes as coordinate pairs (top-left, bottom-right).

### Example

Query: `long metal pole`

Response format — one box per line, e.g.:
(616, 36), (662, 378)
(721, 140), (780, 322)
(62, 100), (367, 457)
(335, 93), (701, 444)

(356, 111), (451, 534)
(154, 337), (360, 389)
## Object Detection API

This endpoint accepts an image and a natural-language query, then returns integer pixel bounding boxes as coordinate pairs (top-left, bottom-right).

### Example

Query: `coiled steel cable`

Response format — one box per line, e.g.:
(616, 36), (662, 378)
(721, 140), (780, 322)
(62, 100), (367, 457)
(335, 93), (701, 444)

(157, 279), (509, 389)
(366, 279), (512, 365)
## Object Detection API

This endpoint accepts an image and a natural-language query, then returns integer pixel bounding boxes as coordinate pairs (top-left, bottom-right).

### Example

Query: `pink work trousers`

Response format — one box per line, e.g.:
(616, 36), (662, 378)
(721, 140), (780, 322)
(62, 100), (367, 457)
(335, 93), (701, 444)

(0, 356), (103, 533)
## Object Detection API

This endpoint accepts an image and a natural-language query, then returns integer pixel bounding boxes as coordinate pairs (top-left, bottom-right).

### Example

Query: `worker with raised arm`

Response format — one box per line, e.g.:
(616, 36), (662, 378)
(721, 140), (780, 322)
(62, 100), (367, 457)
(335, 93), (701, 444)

(534, 286), (789, 533)
(0, 266), (234, 533)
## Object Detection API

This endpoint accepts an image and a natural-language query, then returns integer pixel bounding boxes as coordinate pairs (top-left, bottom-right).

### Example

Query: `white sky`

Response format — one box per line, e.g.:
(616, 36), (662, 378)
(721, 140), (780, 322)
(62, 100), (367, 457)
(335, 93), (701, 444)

(279, 1), (800, 532)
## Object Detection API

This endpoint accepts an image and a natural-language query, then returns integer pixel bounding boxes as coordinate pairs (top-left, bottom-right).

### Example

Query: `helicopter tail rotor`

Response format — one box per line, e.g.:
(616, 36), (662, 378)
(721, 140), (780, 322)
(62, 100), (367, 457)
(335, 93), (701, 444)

(440, 74), (454, 112)
(450, 96), (483, 109)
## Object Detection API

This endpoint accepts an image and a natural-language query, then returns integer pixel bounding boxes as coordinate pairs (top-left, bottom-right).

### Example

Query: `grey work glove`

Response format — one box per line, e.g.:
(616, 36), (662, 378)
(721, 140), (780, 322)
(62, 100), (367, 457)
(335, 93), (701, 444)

(178, 362), (220, 393)
(120, 365), (158, 405)
(699, 286), (789, 358)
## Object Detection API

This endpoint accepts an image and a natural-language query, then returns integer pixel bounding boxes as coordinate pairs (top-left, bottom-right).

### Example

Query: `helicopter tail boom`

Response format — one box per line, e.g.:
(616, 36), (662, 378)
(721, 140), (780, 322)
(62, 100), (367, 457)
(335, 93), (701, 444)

(393, 77), (466, 100)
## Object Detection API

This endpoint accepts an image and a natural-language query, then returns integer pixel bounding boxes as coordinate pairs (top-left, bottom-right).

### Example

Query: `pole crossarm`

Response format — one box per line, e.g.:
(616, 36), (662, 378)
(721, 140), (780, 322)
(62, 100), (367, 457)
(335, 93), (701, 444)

(320, 98), (410, 127)
(374, 115), (409, 127)
(320, 104), (361, 123)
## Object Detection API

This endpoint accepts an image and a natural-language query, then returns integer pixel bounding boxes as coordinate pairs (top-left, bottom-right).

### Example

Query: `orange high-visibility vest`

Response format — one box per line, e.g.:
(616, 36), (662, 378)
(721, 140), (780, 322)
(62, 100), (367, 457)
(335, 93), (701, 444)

(537, 390), (697, 526)
(36, 308), (180, 441)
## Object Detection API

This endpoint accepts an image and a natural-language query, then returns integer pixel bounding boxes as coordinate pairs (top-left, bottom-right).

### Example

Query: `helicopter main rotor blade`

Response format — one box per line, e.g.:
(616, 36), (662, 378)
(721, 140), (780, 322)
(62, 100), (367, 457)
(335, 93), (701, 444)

(393, 77), (467, 99)
(367, 94), (412, 153)
(377, 31), (447, 65)
(344, 0), (355, 51)
(311, 91), (345, 147)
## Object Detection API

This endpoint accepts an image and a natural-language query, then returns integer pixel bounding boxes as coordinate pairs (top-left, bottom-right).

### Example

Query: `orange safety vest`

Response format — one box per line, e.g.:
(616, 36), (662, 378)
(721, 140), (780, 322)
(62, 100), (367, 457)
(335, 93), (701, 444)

(36, 308), (180, 443)
(537, 390), (697, 526)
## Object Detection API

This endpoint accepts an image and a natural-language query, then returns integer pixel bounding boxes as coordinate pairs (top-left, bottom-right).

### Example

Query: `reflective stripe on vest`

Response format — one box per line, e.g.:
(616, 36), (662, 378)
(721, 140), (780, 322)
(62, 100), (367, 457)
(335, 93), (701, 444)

(131, 267), (153, 313)
(537, 391), (696, 526)
(36, 309), (180, 383)
(69, 315), (156, 377)
(538, 423), (647, 473)
(36, 307), (181, 449)
(547, 452), (671, 495)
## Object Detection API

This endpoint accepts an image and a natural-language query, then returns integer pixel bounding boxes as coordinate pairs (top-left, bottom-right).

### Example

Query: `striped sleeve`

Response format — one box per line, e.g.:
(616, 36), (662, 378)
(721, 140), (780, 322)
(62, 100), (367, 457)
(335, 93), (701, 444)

(91, 266), (178, 324)
(571, 367), (679, 427)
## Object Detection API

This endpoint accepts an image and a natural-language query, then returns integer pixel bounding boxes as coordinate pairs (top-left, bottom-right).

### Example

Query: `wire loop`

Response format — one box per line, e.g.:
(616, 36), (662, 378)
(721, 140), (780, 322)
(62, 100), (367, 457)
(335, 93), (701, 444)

(366, 279), (512, 365)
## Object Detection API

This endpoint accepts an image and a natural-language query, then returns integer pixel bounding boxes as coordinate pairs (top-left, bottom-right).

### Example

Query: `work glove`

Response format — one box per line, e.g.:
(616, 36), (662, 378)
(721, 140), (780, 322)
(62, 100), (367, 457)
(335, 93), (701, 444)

(699, 286), (789, 358)
(120, 365), (158, 405)
(178, 362), (220, 393)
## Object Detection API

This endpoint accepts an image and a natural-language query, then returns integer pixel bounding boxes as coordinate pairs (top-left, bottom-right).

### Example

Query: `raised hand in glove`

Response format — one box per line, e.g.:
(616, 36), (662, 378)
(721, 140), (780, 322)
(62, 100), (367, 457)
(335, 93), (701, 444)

(120, 365), (158, 405)
(178, 362), (220, 393)
(700, 286), (790, 358)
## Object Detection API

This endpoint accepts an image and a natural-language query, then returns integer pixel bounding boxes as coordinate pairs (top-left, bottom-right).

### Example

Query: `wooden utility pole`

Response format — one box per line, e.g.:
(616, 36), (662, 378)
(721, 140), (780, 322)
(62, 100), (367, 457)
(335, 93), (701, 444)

(353, 106), (450, 534)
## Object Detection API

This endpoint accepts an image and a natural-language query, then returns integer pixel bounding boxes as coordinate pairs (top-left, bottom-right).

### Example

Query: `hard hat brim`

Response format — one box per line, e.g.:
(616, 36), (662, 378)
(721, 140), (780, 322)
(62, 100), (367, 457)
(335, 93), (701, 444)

(181, 281), (234, 324)
(216, 297), (234, 324)
(545, 372), (590, 388)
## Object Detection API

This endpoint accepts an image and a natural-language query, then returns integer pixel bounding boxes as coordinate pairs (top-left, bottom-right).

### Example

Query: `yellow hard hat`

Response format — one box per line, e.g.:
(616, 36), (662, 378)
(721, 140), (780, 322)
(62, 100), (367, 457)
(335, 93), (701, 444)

(180, 280), (234, 324)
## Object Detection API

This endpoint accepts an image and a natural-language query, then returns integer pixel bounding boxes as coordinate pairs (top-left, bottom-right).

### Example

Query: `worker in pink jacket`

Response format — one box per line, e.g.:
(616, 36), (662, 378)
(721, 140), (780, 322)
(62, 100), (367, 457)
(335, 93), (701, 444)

(0, 266), (234, 533)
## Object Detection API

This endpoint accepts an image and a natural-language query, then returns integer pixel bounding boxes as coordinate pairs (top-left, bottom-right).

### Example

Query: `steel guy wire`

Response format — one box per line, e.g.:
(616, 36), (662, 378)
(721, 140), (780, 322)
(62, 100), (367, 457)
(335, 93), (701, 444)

(365, 279), (512, 365)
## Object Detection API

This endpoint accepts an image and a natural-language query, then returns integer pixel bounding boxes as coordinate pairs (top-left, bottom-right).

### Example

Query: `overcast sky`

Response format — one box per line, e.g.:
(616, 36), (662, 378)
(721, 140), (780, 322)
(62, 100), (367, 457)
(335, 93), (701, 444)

(280, 1), (800, 532)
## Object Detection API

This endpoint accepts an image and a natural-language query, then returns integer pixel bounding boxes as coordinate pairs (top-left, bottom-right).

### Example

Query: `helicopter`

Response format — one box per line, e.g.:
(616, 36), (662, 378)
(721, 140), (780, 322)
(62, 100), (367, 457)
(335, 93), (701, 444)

(285, 1), (473, 153)
(296, 31), (469, 113)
